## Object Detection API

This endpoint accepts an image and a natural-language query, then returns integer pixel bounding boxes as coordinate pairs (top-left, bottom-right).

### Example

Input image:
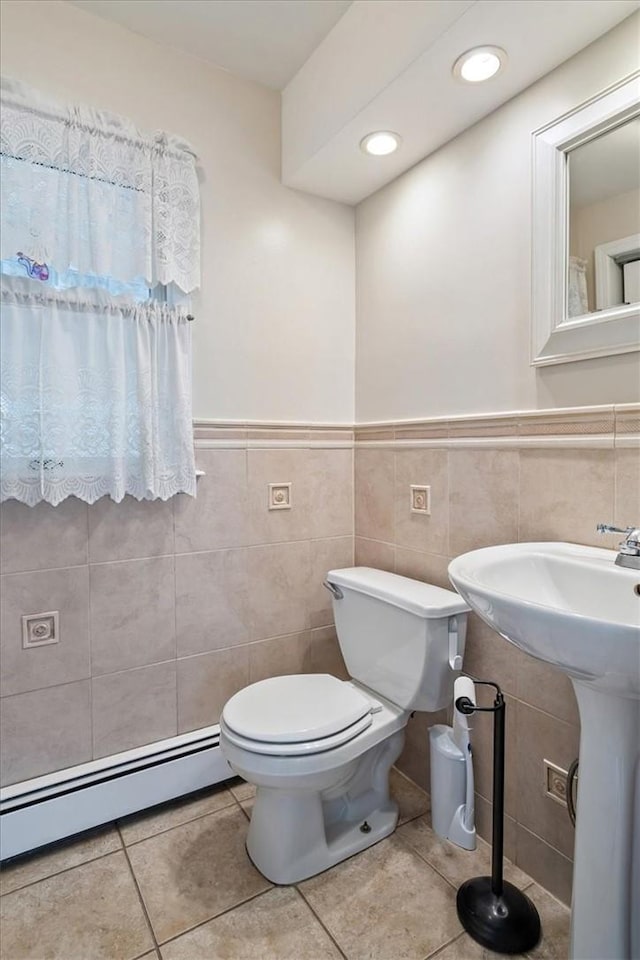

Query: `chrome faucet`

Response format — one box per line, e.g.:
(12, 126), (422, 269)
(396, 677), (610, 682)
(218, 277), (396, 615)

(597, 524), (640, 570)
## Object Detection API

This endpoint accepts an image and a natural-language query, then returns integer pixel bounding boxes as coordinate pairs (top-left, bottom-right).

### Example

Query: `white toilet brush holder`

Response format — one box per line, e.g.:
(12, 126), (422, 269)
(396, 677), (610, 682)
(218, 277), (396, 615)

(429, 675), (477, 850)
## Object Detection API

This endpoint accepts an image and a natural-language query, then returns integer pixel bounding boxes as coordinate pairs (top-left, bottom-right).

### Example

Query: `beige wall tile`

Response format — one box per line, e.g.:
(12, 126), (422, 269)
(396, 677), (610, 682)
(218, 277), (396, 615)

(92, 662), (177, 759)
(174, 450), (248, 553)
(246, 541), (310, 640)
(516, 657), (579, 726)
(309, 536), (353, 628)
(126, 806), (270, 943)
(515, 702), (579, 859)
(247, 448), (310, 544)
(1, 566), (90, 697)
(615, 447), (640, 529)
(177, 647), (249, 732)
(0, 851), (153, 960)
(161, 886), (342, 960)
(307, 448), (353, 539)
(394, 449), (448, 554)
(305, 626), (349, 680)
(248, 632), (311, 685)
(88, 495), (174, 562)
(473, 694), (519, 818)
(519, 449), (615, 547)
(449, 449), (519, 556)
(354, 537), (394, 571)
(0, 498), (87, 574)
(0, 681), (92, 785)
(90, 557), (175, 676)
(394, 547), (451, 590)
(461, 613), (522, 698)
(396, 708), (447, 792)
(354, 448), (395, 542)
(175, 549), (249, 657)
(474, 793), (516, 862)
(516, 826), (574, 906)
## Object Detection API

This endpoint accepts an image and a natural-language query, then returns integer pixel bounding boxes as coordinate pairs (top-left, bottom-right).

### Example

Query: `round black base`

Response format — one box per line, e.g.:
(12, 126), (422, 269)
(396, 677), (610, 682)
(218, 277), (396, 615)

(456, 877), (541, 955)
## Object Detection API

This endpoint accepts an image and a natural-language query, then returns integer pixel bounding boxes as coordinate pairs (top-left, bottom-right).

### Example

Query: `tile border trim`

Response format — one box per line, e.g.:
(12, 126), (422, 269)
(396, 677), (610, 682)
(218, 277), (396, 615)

(192, 404), (638, 450)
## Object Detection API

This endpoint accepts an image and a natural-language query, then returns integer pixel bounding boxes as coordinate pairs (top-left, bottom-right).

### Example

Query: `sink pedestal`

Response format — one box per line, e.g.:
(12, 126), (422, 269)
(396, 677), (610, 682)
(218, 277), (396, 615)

(571, 680), (639, 960)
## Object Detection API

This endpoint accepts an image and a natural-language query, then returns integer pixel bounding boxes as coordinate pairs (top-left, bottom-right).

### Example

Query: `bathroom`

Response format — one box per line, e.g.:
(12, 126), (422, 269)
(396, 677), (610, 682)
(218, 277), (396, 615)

(0, 0), (639, 958)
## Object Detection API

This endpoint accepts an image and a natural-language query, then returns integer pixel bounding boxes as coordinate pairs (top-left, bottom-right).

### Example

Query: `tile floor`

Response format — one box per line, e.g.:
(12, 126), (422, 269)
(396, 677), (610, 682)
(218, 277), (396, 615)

(0, 769), (570, 960)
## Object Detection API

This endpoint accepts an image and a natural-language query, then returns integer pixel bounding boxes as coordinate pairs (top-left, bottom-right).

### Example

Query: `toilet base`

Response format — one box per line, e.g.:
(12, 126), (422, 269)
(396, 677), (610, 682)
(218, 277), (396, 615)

(245, 728), (405, 884)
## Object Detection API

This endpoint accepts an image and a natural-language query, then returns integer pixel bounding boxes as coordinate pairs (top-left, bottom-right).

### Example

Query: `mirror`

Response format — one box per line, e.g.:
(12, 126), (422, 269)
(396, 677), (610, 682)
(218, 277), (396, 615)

(531, 73), (640, 366)
(567, 117), (640, 318)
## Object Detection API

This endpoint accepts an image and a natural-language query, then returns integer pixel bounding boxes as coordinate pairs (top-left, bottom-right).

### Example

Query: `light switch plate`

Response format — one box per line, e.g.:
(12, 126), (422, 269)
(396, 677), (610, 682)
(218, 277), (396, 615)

(268, 482), (292, 510)
(410, 484), (431, 515)
(22, 611), (59, 649)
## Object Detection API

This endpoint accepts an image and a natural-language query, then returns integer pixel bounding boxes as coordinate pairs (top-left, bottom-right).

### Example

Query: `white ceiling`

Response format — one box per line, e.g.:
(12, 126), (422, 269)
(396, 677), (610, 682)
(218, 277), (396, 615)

(67, 0), (640, 204)
(282, 0), (640, 203)
(68, 0), (353, 90)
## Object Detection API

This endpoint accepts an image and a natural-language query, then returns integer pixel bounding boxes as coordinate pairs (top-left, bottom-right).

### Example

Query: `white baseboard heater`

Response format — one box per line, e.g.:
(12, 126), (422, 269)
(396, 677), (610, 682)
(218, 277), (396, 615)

(0, 725), (231, 860)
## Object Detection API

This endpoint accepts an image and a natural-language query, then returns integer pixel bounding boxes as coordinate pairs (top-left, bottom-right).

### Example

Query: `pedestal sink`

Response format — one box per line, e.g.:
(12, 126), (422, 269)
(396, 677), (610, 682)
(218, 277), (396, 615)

(448, 542), (640, 960)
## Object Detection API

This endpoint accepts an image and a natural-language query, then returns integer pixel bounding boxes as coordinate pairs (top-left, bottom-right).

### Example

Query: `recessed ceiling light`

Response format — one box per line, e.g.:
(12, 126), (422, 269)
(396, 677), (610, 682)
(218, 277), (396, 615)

(360, 131), (402, 156)
(453, 46), (506, 83)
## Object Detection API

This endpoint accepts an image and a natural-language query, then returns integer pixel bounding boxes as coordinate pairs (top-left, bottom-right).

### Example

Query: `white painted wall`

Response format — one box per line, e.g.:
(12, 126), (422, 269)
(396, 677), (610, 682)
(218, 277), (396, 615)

(0, 0), (356, 424)
(355, 14), (640, 422)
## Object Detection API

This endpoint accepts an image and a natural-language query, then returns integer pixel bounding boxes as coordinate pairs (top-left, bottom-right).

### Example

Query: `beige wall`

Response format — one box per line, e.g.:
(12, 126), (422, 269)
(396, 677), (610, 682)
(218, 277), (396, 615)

(353, 404), (639, 904)
(355, 14), (640, 423)
(0, 0), (355, 424)
(0, 429), (353, 785)
(570, 186), (640, 312)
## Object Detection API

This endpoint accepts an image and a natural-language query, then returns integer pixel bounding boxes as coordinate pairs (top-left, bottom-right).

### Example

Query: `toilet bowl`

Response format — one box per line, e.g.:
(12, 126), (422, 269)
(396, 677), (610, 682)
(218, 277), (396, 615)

(220, 567), (469, 884)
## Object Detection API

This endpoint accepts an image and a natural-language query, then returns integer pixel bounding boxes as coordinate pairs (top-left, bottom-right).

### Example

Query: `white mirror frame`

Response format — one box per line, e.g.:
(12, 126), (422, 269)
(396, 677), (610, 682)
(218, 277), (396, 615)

(531, 72), (640, 366)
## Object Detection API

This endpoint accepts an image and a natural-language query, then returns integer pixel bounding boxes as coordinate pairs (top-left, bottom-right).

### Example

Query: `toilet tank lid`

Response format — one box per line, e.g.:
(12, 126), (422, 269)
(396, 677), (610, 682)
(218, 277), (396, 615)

(327, 567), (470, 619)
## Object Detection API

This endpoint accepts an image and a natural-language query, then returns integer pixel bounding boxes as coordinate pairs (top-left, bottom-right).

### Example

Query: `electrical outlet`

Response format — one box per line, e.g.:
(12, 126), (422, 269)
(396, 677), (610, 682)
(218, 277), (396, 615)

(22, 612), (59, 649)
(544, 759), (568, 806)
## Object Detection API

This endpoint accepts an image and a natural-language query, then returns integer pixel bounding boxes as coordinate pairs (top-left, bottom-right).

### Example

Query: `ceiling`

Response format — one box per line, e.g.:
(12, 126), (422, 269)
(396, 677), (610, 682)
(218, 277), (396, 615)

(68, 0), (353, 90)
(67, 0), (639, 205)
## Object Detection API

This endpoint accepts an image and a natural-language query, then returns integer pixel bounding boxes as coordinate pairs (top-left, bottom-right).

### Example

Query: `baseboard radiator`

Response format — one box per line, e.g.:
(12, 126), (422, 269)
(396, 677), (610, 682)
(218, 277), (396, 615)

(0, 725), (231, 860)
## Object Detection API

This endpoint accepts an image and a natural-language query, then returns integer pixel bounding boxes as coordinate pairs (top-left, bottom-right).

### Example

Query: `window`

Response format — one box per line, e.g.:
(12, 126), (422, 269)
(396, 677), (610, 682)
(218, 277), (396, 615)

(0, 77), (201, 505)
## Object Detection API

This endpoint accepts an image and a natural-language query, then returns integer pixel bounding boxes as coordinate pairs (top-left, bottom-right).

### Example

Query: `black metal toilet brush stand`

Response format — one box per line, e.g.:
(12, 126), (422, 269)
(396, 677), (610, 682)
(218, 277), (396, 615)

(455, 682), (541, 955)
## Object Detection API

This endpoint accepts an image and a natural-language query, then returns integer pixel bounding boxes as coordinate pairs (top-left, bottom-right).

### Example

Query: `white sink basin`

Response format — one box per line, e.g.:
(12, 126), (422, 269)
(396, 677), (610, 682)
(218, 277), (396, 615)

(448, 542), (640, 697)
(448, 542), (640, 960)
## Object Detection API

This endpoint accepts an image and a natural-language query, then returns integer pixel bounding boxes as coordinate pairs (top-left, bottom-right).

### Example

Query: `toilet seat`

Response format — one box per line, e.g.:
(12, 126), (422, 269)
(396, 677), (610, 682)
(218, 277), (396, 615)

(221, 674), (374, 756)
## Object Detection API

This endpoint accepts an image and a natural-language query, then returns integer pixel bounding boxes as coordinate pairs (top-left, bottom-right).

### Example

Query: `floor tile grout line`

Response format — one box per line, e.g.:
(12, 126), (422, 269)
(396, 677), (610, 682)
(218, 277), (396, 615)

(119, 796), (238, 848)
(119, 825), (162, 956)
(0, 831), (125, 898)
(423, 930), (469, 960)
(294, 885), (350, 960)
(155, 885), (274, 949)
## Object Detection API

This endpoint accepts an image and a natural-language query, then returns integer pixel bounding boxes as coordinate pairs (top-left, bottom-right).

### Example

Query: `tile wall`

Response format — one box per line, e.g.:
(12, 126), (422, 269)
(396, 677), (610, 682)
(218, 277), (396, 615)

(1, 404), (638, 907)
(354, 403), (639, 904)
(0, 425), (353, 786)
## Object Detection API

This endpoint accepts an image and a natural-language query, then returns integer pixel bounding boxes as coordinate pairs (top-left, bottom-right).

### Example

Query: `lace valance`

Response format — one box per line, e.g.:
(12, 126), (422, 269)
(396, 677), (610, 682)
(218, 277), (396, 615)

(0, 76), (201, 293)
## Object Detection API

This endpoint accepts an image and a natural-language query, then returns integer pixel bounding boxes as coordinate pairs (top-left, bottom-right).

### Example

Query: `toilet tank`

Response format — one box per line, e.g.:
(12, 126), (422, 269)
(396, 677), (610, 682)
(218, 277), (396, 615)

(326, 567), (470, 712)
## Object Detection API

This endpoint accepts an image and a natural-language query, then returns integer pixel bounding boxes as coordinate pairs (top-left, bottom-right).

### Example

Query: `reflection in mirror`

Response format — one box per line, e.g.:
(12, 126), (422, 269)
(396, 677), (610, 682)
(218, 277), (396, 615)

(567, 117), (640, 318)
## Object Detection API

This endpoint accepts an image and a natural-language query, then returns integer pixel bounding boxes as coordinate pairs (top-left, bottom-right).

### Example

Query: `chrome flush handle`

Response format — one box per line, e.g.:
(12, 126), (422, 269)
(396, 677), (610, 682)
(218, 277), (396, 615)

(323, 580), (343, 600)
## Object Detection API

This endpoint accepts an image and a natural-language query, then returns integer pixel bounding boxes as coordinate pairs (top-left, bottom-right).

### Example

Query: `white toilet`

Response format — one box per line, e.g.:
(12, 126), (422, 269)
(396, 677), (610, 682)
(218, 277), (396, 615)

(220, 566), (469, 884)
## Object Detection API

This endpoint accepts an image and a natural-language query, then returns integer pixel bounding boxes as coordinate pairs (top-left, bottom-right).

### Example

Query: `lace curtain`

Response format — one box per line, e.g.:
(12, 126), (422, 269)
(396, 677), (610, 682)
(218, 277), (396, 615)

(0, 77), (200, 293)
(0, 79), (199, 506)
